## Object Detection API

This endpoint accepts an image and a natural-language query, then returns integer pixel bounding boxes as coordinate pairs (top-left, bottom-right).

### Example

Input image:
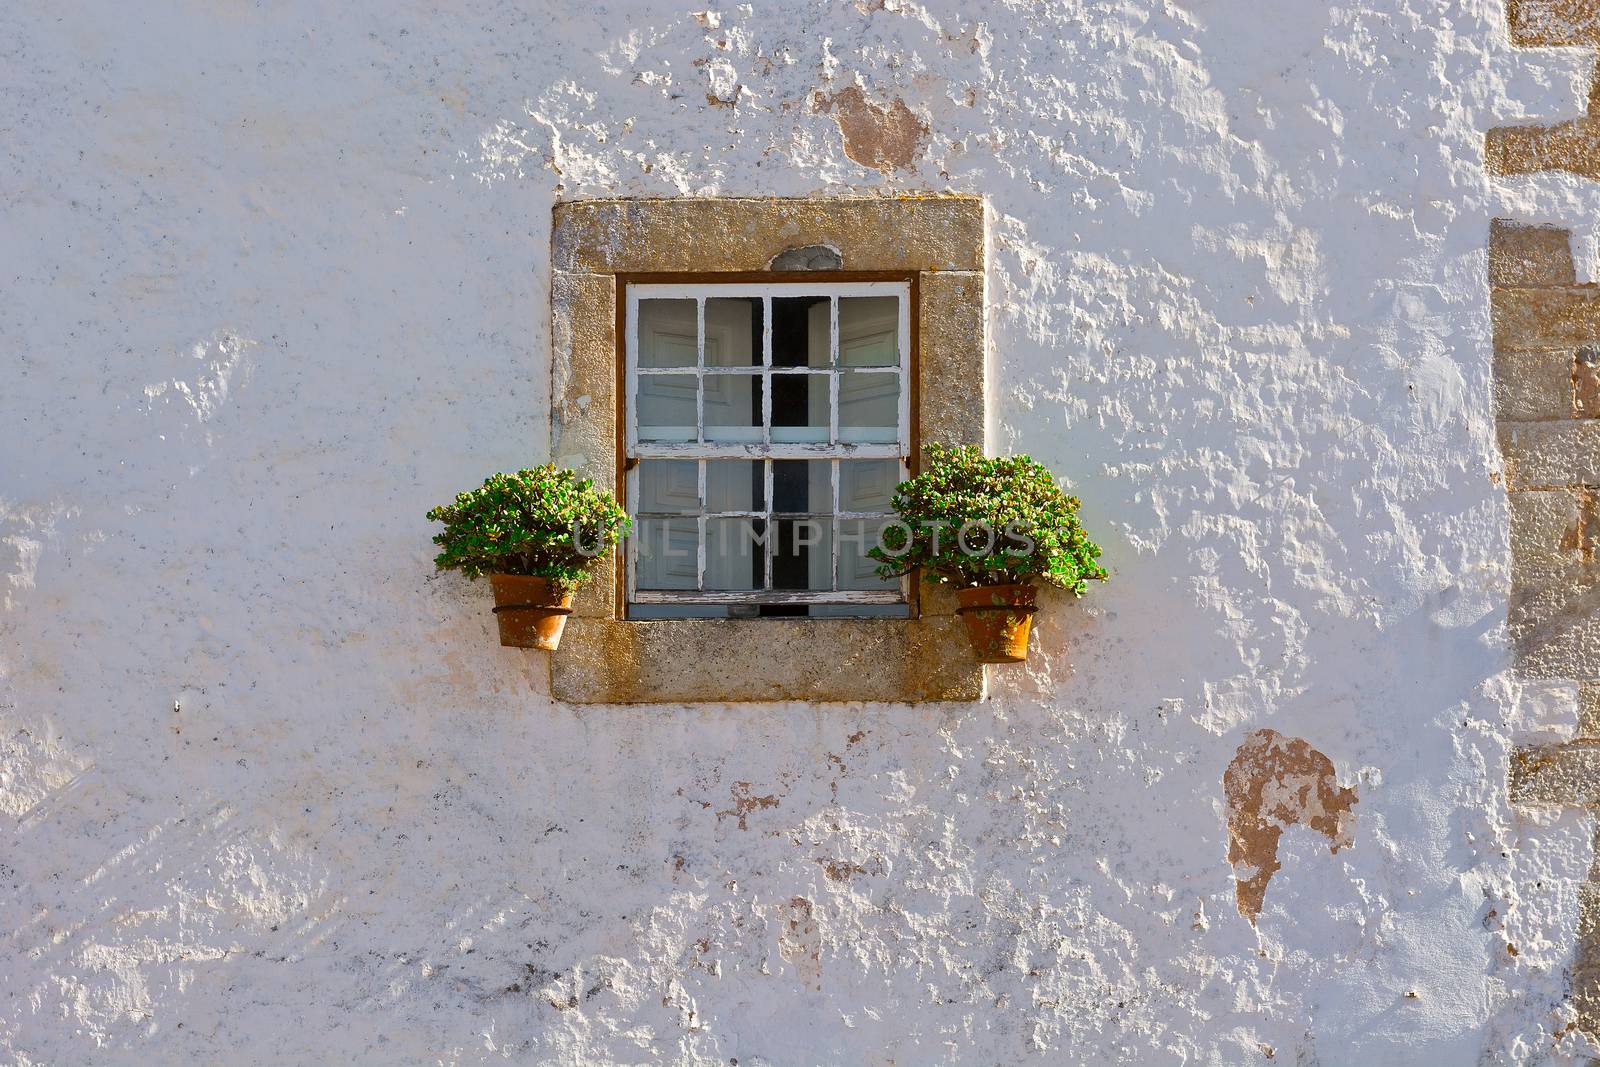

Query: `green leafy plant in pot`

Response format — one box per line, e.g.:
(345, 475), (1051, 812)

(869, 444), (1106, 663)
(427, 465), (629, 651)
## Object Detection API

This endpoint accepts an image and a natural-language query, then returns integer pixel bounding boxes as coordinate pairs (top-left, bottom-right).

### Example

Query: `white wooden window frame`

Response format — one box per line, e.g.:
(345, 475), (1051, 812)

(624, 280), (912, 609)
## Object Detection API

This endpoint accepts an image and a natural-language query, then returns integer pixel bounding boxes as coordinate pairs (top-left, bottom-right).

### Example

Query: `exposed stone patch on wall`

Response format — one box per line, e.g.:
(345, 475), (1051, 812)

(1496, 216), (1600, 1039)
(775, 896), (822, 992)
(1491, 218), (1580, 288)
(1222, 729), (1357, 925)
(1494, 220), (1600, 677)
(1505, 0), (1600, 47)
(810, 86), (928, 174)
(1491, 4), (1600, 1039)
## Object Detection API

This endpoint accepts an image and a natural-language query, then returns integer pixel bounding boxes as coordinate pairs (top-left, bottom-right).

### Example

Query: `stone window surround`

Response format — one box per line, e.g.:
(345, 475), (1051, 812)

(548, 195), (987, 704)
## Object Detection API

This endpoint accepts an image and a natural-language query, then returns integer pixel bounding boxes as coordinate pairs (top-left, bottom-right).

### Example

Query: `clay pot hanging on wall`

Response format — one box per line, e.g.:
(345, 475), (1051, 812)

(488, 574), (573, 651)
(954, 583), (1038, 663)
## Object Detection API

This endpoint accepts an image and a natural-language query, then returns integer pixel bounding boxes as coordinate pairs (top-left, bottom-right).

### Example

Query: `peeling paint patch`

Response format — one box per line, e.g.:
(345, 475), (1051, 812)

(776, 896), (821, 991)
(716, 781), (779, 829)
(811, 86), (927, 173)
(1223, 729), (1358, 924)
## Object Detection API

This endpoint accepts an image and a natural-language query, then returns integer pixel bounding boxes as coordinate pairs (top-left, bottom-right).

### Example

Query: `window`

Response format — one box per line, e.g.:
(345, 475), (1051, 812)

(623, 282), (912, 618)
(548, 194), (986, 702)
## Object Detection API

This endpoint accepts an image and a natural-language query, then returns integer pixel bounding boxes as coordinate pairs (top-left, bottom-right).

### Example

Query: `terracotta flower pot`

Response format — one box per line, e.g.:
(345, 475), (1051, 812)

(488, 574), (573, 651)
(954, 583), (1038, 663)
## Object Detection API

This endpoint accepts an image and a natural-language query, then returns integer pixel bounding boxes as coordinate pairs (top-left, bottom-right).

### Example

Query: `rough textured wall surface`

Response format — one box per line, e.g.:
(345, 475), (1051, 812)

(4, 1), (1600, 1064)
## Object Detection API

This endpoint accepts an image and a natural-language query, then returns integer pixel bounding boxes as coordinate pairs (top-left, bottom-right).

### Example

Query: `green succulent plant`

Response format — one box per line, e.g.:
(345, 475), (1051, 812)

(427, 465), (629, 593)
(869, 443), (1107, 593)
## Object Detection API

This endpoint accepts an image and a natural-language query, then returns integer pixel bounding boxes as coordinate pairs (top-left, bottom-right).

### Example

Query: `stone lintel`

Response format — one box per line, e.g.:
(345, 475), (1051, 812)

(553, 195), (985, 275)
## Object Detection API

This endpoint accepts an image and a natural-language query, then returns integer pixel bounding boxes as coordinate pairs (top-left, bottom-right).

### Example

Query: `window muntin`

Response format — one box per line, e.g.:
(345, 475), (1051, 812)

(624, 281), (911, 618)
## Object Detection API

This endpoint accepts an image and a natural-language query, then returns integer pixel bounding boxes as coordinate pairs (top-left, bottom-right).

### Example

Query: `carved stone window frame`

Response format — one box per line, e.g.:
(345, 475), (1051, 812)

(549, 195), (986, 703)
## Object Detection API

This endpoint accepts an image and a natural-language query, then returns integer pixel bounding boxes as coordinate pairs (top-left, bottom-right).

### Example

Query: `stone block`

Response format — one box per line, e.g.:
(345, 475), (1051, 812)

(1511, 560), (1600, 679)
(1493, 287), (1600, 352)
(1487, 116), (1600, 181)
(1574, 879), (1600, 1041)
(1510, 739), (1600, 804)
(551, 271), (618, 489)
(1495, 348), (1576, 422)
(1502, 421), (1600, 488)
(568, 557), (616, 620)
(1507, 0), (1600, 46)
(1509, 489), (1585, 565)
(1489, 220), (1576, 287)
(918, 271), (986, 450)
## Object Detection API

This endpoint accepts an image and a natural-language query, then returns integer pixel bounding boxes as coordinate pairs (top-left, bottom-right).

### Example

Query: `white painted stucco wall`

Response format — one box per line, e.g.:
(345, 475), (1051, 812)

(5, 2), (1600, 1064)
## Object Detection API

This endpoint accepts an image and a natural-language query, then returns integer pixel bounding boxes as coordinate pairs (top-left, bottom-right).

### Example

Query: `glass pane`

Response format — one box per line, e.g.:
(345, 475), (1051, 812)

(706, 460), (764, 513)
(838, 518), (900, 590)
(637, 299), (698, 368)
(772, 460), (830, 514)
(636, 460), (699, 514)
(634, 518), (698, 590)
(703, 373), (762, 442)
(704, 297), (760, 367)
(704, 518), (765, 591)
(637, 374), (697, 442)
(839, 459), (901, 512)
(838, 296), (900, 367)
(773, 517), (832, 591)
(838, 370), (898, 444)
(770, 372), (829, 443)
(773, 296), (831, 367)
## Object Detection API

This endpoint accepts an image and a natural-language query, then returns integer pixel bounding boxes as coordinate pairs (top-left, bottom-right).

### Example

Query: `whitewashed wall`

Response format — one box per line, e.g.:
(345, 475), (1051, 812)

(5, 2), (1600, 1063)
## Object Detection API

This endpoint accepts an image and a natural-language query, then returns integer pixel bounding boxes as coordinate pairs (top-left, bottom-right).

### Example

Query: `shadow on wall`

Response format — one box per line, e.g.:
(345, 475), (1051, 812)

(2, 745), (342, 1061)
